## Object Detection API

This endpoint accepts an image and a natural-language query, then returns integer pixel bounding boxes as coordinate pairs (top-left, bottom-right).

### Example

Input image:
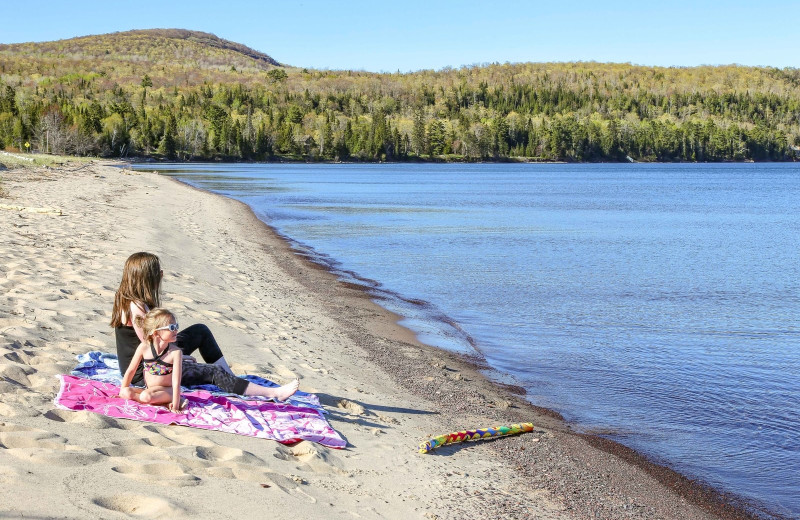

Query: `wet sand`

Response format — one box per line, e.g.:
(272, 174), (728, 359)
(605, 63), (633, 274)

(0, 160), (764, 519)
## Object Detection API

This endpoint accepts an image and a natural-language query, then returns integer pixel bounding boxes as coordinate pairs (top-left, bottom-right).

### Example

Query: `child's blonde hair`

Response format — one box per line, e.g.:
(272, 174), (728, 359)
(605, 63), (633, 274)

(110, 252), (162, 327)
(133, 308), (176, 341)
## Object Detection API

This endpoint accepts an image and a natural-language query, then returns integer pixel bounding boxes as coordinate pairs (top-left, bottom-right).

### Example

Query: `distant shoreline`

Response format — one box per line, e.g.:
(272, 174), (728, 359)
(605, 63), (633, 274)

(120, 154), (799, 165)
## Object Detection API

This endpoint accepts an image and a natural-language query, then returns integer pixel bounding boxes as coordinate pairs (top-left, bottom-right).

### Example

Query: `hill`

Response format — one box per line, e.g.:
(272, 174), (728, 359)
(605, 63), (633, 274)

(0, 29), (281, 87)
(1, 29), (799, 162)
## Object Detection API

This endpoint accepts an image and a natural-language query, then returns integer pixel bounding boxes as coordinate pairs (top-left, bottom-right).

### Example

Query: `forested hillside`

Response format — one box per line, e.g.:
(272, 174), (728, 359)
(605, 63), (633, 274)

(1, 29), (799, 162)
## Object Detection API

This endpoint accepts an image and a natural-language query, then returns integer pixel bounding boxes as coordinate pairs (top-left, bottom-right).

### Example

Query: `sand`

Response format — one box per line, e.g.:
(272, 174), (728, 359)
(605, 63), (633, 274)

(0, 161), (758, 519)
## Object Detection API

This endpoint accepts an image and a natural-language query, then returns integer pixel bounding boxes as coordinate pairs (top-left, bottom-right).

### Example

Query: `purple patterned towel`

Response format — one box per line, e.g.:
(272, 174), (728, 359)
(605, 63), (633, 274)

(54, 375), (346, 448)
(70, 351), (322, 410)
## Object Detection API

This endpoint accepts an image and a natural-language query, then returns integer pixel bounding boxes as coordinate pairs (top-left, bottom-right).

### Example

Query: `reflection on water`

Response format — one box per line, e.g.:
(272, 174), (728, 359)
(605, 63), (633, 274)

(135, 162), (800, 518)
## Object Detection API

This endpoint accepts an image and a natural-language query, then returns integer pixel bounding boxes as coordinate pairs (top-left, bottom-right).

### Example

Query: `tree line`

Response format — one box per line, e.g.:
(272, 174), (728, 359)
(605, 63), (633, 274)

(1, 59), (799, 162)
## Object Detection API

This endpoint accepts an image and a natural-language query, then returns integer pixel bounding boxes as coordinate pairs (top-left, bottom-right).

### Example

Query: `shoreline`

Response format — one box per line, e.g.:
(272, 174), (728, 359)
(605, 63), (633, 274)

(161, 168), (776, 519)
(124, 155), (797, 165)
(0, 159), (777, 518)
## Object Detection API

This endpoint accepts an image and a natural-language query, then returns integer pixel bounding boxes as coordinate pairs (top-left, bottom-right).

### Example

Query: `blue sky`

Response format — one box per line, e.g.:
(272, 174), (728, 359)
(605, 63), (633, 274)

(2, 0), (798, 72)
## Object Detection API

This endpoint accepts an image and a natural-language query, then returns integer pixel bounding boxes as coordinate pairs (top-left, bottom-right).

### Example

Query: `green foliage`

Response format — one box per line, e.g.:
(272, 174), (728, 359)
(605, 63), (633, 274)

(267, 69), (288, 83)
(157, 113), (177, 158)
(0, 30), (798, 162)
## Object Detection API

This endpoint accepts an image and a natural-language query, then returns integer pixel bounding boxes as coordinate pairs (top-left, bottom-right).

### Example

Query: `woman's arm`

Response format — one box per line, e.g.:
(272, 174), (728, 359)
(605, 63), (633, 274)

(169, 348), (183, 413)
(128, 301), (148, 343)
(119, 342), (146, 399)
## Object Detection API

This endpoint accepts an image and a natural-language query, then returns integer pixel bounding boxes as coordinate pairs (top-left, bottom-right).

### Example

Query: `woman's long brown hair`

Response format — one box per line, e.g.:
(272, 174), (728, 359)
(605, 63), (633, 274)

(110, 252), (162, 327)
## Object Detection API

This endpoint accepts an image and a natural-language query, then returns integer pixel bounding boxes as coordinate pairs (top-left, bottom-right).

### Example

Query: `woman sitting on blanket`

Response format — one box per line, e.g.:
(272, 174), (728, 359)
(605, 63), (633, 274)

(111, 252), (298, 401)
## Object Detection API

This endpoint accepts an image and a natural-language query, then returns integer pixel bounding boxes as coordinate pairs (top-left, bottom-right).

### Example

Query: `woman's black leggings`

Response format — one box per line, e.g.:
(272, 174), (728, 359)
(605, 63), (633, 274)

(175, 324), (224, 364)
(175, 324), (249, 394)
(181, 362), (250, 395)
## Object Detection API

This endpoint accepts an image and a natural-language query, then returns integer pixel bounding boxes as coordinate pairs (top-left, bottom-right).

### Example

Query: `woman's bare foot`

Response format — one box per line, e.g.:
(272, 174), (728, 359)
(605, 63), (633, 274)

(244, 379), (300, 400)
(274, 379), (299, 401)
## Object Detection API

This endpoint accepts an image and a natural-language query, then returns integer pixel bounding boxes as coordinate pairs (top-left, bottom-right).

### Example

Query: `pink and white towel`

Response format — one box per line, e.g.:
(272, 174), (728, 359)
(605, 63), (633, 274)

(54, 375), (346, 448)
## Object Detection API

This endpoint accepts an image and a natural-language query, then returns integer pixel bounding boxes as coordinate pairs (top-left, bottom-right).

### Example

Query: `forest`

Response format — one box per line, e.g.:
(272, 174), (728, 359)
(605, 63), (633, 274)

(1, 29), (799, 162)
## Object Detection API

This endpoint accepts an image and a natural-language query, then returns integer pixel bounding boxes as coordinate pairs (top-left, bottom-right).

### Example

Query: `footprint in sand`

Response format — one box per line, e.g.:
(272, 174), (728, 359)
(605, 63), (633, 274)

(0, 393), (43, 418)
(1, 351), (27, 365)
(194, 445), (266, 465)
(6, 338), (47, 350)
(205, 466), (315, 503)
(0, 363), (37, 389)
(0, 402), (17, 417)
(4, 445), (101, 466)
(0, 422), (102, 466)
(274, 441), (348, 475)
(141, 424), (216, 448)
(3, 350), (61, 366)
(3, 353), (72, 387)
(111, 461), (201, 487)
(272, 364), (298, 380)
(0, 316), (36, 333)
(41, 292), (68, 302)
(337, 399), (368, 416)
(44, 409), (138, 430)
(92, 494), (188, 518)
(96, 443), (168, 459)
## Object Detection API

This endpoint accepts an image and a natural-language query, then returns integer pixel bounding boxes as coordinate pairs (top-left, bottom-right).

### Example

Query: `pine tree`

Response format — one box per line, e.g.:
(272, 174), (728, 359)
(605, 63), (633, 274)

(427, 120), (445, 156)
(412, 109), (426, 157)
(322, 119), (334, 158)
(157, 114), (177, 159)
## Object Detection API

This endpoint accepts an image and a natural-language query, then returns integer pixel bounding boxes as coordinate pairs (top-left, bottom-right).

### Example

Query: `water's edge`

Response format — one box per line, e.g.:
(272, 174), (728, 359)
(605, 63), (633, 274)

(161, 170), (778, 520)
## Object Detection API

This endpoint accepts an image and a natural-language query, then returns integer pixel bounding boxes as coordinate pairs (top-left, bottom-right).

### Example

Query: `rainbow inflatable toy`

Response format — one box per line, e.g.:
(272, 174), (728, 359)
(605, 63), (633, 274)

(419, 422), (534, 453)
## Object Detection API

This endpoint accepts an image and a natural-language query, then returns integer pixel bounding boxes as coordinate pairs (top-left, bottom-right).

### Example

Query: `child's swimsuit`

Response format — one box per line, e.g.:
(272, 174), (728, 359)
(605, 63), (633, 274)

(142, 342), (173, 377)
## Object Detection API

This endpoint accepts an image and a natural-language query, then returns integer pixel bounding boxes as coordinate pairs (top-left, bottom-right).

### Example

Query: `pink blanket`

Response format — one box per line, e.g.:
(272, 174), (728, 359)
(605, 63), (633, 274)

(55, 375), (346, 448)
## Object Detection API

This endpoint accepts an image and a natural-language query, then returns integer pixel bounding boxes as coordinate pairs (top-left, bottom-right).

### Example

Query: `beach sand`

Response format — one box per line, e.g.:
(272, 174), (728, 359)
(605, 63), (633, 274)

(0, 161), (756, 519)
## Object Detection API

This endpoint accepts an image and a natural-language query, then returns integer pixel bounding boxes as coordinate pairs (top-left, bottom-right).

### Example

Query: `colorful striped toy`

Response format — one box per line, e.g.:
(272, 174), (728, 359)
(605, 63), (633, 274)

(419, 422), (534, 453)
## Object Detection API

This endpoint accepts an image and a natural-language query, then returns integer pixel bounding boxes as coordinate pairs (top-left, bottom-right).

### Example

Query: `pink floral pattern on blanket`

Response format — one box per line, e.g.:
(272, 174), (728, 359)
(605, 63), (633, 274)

(55, 375), (346, 448)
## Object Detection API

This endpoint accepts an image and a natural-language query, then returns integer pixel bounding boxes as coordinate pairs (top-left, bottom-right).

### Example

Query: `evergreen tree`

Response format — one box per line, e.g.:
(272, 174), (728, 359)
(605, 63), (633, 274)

(412, 109), (426, 157)
(157, 114), (177, 159)
(427, 120), (445, 156)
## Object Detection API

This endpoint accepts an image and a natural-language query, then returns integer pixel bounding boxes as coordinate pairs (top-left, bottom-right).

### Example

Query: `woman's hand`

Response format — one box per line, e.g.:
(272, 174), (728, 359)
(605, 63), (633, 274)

(119, 386), (134, 400)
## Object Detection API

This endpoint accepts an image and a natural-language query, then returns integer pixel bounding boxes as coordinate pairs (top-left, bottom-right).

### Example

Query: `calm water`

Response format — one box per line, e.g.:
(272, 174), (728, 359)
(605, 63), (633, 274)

(135, 162), (800, 517)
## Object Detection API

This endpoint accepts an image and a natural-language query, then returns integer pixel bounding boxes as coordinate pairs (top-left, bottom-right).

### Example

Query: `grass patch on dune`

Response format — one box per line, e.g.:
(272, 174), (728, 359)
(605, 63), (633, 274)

(1, 152), (97, 197)
(0, 151), (95, 169)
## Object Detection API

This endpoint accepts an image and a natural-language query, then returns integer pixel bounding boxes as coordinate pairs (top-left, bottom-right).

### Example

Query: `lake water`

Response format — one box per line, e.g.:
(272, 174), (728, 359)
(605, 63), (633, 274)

(135, 162), (800, 518)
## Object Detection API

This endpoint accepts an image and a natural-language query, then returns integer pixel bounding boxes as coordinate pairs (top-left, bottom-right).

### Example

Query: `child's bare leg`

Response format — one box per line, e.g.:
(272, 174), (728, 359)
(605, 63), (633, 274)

(119, 387), (145, 400)
(139, 386), (173, 406)
(244, 379), (299, 401)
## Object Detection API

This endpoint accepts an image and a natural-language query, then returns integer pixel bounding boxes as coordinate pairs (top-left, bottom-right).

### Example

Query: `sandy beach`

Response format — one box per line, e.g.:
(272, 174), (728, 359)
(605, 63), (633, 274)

(0, 160), (758, 519)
